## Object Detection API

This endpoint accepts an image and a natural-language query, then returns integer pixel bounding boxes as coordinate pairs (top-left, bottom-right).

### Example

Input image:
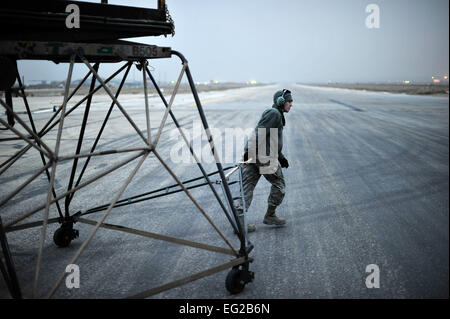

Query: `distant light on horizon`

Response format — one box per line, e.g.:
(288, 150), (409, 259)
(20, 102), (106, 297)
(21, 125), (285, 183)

(433, 79), (441, 83)
(404, 80), (411, 84)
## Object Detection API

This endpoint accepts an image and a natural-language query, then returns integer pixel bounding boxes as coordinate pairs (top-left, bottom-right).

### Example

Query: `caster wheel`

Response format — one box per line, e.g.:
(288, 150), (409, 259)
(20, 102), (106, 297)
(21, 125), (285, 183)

(225, 268), (246, 294)
(53, 225), (79, 248)
(53, 227), (72, 247)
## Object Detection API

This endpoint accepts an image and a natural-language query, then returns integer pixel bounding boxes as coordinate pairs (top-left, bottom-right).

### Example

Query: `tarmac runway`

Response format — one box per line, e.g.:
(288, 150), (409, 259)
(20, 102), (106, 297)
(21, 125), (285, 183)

(0, 83), (448, 298)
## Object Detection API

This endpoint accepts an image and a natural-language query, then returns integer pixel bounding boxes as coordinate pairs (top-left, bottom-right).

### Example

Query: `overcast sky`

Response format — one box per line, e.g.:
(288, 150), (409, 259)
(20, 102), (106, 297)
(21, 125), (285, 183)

(17, 0), (449, 84)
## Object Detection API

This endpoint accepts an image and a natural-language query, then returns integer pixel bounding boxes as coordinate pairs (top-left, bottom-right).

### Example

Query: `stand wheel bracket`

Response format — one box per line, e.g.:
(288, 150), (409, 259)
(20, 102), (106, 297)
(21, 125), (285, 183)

(225, 265), (254, 294)
(53, 221), (79, 248)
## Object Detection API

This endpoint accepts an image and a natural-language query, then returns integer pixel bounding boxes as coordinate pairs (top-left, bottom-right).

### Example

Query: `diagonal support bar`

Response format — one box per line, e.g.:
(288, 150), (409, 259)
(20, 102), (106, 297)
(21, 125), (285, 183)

(142, 60), (152, 145)
(0, 145), (31, 175)
(33, 55), (75, 298)
(4, 218), (61, 233)
(0, 216), (22, 299)
(0, 161), (52, 209)
(145, 67), (239, 234)
(71, 62), (133, 200)
(58, 147), (148, 161)
(5, 151), (146, 229)
(65, 63), (99, 215)
(127, 256), (252, 299)
(172, 51), (247, 253)
(46, 151), (149, 298)
(152, 62), (186, 148)
(0, 66), (96, 176)
(0, 118), (53, 160)
(77, 217), (236, 256)
(39, 63), (128, 139)
(16, 70), (65, 219)
(79, 56), (150, 147)
(152, 149), (238, 256)
(0, 99), (54, 159)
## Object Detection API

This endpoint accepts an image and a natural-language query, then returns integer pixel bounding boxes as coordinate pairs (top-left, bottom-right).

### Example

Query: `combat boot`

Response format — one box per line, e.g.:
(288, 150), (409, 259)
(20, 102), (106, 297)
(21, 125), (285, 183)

(234, 210), (256, 234)
(241, 216), (256, 233)
(263, 205), (286, 226)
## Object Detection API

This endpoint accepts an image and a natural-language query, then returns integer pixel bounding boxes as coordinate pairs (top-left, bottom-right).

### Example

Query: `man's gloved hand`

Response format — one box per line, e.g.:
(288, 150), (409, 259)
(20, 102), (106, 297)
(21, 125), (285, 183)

(279, 157), (289, 168)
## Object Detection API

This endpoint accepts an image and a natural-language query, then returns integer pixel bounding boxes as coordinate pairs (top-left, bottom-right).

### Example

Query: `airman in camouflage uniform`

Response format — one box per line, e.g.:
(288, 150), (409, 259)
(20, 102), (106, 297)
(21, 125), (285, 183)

(235, 89), (293, 232)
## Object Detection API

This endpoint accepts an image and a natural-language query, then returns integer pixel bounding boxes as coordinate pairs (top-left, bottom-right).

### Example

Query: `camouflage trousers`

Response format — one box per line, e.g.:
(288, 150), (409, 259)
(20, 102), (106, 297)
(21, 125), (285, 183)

(234, 163), (286, 212)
